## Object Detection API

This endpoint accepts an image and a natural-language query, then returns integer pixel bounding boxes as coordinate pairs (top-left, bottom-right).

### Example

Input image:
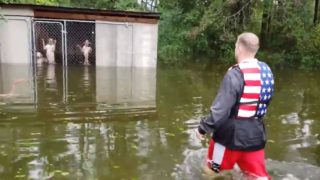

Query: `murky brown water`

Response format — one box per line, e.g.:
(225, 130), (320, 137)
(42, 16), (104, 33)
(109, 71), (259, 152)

(0, 63), (319, 180)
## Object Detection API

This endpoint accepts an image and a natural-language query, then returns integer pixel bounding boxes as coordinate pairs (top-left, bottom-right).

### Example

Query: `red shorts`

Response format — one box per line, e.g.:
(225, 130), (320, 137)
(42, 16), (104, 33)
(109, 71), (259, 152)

(207, 139), (269, 178)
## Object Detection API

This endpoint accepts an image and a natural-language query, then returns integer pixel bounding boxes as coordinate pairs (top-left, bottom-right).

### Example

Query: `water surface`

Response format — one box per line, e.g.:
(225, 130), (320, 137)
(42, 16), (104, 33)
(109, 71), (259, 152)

(0, 63), (319, 179)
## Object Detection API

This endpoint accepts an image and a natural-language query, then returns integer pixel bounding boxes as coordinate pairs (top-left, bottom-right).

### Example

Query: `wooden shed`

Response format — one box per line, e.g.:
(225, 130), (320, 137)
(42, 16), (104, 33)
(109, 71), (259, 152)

(0, 3), (160, 67)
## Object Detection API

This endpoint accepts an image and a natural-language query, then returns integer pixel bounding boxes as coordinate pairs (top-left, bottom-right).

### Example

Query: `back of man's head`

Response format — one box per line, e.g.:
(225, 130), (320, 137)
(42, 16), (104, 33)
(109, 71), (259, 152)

(237, 32), (260, 55)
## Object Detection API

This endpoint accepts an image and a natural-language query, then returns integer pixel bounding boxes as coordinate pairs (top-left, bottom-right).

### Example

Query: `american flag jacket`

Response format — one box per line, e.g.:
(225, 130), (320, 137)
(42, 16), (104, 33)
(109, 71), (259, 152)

(237, 60), (274, 119)
(198, 59), (274, 151)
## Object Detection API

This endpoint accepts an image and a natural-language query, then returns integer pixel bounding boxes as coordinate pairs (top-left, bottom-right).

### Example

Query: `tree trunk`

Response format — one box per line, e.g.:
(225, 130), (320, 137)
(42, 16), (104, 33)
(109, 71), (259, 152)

(260, 1), (272, 48)
(314, 0), (319, 25)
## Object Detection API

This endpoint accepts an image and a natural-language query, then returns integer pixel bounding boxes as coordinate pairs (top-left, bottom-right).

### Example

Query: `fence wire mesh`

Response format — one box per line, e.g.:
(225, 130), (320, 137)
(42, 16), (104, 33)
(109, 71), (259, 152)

(33, 20), (135, 67)
(33, 21), (63, 65)
(66, 21), (96, 66)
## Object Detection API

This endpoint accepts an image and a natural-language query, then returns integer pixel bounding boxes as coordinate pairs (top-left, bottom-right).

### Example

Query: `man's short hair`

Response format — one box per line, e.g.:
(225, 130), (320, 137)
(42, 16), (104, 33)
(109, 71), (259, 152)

(237, 32), (260, 54)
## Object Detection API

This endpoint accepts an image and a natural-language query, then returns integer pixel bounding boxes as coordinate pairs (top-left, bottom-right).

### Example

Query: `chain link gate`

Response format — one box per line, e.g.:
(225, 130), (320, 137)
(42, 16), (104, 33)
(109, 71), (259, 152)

(32, 19), (135, 104)
(33, 21), (64, 65)
(33, 20), (134, 67)
(32, 20), (67, 103)
(32, 20), (97, 104)
(65, 21), (96, 66)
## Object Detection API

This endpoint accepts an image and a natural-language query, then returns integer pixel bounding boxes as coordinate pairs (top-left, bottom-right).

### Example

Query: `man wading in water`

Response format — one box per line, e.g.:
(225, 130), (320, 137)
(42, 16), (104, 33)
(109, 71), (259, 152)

(196, 32), (274, 179)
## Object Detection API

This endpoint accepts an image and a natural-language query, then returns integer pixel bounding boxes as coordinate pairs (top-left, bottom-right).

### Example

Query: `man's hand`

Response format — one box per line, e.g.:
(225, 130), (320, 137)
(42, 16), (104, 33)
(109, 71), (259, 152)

(195, 128), (205, 140)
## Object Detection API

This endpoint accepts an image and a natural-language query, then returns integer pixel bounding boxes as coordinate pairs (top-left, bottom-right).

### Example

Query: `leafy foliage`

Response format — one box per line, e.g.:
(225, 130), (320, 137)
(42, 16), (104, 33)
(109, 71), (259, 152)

(158, 0), (320, 69)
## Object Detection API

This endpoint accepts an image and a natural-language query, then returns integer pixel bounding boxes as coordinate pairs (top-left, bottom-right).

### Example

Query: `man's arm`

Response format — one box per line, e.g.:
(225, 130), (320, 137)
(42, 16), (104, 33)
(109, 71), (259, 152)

(198, 69), (240, 136)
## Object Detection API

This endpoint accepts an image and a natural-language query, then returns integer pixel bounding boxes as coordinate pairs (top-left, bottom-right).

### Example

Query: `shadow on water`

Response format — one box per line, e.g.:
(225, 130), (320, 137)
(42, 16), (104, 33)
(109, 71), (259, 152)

(0, 63), (320, 179)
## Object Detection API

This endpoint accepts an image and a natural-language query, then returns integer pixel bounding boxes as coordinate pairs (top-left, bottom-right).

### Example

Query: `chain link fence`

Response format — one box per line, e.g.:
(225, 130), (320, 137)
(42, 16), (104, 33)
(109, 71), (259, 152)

(33, 20), (96, 66)
(33, 19), (135, 67)
(33, 21), (64, 65)
(66, 21), (96, 66)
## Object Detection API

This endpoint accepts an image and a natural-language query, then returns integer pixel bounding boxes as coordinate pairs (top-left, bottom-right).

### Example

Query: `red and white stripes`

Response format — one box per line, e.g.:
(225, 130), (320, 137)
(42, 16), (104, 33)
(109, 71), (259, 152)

(237, 60), (261, 118)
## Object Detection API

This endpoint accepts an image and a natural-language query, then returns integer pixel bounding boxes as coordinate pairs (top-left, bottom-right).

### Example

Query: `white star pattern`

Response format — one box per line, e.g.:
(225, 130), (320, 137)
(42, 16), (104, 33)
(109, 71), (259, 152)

(262, 88), (266, 93)
(268, 87), (271, 92)
(256, 62), (274, 117)
(266, 80), (269, 85)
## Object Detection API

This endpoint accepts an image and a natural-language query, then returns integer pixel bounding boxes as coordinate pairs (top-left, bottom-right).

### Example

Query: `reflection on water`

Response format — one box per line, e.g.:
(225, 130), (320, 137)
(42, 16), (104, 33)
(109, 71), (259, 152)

(0, 64), (35, 103)
(0, 64), (319, 179)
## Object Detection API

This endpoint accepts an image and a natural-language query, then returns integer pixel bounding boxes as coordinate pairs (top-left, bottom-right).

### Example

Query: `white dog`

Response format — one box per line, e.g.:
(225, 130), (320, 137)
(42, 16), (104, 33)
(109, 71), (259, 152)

(36, 52), (47, 65)
(77, 40), (92, 65)
(42, 38), (56, 64)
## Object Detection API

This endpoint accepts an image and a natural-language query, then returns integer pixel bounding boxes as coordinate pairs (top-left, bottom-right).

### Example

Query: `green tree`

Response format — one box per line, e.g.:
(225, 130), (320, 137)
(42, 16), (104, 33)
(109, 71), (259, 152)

(314, 0), (320, 25)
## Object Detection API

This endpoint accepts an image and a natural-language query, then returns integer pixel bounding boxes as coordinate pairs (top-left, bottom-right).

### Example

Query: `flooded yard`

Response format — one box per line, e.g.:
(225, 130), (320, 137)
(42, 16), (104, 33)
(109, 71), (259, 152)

(0, 63), (319, 179)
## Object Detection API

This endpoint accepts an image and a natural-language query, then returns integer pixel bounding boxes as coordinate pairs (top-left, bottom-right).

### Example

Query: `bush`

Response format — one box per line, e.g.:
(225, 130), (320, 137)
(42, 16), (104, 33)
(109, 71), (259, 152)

(296, 24), (320, 69)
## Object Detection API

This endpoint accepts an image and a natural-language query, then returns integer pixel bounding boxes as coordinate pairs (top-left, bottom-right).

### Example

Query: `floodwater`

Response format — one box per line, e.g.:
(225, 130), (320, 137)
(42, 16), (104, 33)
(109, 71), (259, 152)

(0, 63), (319, 180)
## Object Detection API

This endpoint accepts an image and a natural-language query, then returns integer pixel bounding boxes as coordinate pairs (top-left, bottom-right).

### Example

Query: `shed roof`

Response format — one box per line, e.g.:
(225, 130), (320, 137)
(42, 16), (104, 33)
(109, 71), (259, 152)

(0, 3), (161, 24)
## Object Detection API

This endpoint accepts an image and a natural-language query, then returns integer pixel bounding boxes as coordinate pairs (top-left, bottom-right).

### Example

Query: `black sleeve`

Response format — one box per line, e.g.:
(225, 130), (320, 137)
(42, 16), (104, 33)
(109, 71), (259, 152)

(198, 69), (239, 135)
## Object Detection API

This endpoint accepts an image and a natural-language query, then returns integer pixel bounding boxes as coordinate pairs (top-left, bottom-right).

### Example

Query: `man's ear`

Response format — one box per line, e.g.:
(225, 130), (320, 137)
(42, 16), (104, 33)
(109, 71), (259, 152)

(237, 44), (242, 53)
